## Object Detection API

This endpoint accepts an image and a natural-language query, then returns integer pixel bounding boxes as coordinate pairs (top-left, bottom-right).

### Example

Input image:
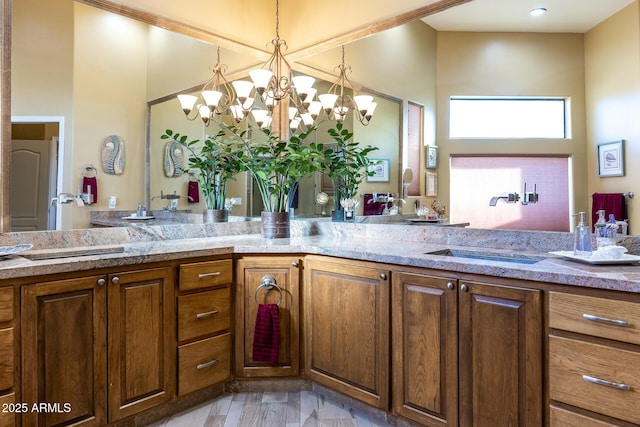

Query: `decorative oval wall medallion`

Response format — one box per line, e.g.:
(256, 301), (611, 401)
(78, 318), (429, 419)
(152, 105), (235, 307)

(101, 135), (125, 175)
(164, 140), (184, 178)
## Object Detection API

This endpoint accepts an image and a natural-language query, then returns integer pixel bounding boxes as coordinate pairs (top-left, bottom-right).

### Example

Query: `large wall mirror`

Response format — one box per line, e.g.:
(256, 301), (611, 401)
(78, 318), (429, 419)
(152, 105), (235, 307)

(3, 0), (639, 234)
(4, 0), (405, 231)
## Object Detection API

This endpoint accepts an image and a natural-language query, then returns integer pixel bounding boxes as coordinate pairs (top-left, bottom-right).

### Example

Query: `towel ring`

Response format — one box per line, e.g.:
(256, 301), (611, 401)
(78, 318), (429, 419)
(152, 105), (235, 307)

(254, 275), (283, 306)
(81, 163), (98, 178)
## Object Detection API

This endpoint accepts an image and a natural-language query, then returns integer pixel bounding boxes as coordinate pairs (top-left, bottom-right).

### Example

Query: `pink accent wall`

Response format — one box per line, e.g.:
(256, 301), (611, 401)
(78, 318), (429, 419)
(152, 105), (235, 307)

(450, 156), (570, 232)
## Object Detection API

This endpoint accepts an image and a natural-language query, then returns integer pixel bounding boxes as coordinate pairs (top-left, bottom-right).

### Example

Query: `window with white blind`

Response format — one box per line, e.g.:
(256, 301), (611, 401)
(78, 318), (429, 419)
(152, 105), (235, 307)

(449, 97), (567, 139)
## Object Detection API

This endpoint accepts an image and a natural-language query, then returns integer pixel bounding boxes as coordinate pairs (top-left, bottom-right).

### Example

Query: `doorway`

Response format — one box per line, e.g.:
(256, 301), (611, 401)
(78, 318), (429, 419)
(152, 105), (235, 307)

(10, 117), (64, 231)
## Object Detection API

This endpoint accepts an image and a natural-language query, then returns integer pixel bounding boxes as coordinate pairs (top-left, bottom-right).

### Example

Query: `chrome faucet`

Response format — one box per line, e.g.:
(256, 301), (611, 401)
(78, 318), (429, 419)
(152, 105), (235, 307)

(489, 193), (519, 206)
(152, 191), (187, 212)
(489, 182), (539, 206)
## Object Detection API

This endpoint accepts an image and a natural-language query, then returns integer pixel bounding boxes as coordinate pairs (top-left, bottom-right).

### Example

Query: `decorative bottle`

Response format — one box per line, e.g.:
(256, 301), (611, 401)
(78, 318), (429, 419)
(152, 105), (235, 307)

(573, 211), (592, 256)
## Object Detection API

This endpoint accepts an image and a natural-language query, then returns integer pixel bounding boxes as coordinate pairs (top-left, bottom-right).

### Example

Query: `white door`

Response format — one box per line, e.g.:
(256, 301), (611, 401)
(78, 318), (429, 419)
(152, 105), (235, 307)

(10, 140), (51, 231)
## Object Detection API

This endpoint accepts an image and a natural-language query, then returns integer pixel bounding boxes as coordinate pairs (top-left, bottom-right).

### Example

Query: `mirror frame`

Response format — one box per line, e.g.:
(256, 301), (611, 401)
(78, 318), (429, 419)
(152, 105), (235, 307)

(1, 0), (10, 232)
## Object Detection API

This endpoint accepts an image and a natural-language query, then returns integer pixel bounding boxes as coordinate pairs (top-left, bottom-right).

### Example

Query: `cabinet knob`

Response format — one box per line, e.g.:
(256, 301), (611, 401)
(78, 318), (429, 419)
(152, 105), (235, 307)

(447, 282), (455, 290)
(460, 284), (468, 292)
(380, 273), (388, 280)
(111, 276), (120, 284)
(97, 278), (106, 286)
(292, 262), (299, 267)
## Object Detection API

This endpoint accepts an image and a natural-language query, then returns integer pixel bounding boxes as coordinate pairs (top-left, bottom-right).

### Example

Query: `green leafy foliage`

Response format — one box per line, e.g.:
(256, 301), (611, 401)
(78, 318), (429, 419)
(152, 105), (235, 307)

(322, 123), (379, 202)
(160, 128), (243, 210)
(224, 124), (325, 213)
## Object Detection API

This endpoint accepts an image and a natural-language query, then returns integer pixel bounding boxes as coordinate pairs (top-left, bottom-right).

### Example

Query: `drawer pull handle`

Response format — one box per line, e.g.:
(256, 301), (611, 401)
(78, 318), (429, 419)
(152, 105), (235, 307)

(198, 272), (221, 279)
(583, 313), (631, 327)
(196, 359), (219, 370)
(196, 310), (219, 319)
(582, 375), (631, 391)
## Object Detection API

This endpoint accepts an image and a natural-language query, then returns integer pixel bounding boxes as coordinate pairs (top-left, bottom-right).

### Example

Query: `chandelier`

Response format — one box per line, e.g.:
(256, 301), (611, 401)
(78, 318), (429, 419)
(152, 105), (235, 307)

(176, 46), (238, 127)
(176, 0), (375, 131)
(318, 46), (377, 126)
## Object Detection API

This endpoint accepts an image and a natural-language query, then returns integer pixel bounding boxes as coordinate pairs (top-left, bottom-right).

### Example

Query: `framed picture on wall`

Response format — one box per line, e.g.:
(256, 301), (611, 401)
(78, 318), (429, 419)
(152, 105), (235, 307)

(367, 159), (390, 182)
(426, 172), (437, 196)
(597, 140), (625, 177)
(426, 145), (438, 169)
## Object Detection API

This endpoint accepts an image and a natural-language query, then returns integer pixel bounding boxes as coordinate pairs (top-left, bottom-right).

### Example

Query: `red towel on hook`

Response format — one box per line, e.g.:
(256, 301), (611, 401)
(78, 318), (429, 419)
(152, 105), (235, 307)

(252, 304), (280, 364)
(592, 193), (627, 226)
(187, 181), (199, 204)
(82, 177), (98, 204)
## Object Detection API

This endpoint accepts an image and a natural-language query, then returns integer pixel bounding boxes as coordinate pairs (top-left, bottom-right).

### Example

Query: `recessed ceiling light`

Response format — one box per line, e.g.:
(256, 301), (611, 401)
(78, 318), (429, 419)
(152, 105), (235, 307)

(529, 7), (547, 17)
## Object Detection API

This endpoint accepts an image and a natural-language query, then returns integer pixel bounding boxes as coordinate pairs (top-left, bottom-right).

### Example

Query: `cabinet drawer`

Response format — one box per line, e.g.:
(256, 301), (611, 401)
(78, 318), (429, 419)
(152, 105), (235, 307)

(178, 287), (231, 341)
(0, 328), (13, 391)
(178, 333), (231, 396)
(550, 405), (620, 427)
(549, 292), (640, 345)
(179, 259), (232, 291)
(549, 335), (640, 425)
(0, 287), (13, 322)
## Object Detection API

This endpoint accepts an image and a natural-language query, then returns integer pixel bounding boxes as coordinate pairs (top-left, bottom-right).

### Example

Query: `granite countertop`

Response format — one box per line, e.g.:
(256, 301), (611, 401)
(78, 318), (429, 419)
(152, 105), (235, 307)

(2, 221), (640, 293)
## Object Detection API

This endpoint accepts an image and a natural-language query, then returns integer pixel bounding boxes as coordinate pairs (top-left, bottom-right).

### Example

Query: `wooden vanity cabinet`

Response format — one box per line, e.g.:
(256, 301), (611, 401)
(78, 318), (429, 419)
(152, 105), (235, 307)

(549, 291), (640, 426)
(21, 266), (176, 426)
(234, 255), (301, 378)
(392, 270), (543, 427)
(0, 286), (15, 427)
(107, 267), (176, 421)
(177, 259), (232, 395)
(304, 255), (390, 409)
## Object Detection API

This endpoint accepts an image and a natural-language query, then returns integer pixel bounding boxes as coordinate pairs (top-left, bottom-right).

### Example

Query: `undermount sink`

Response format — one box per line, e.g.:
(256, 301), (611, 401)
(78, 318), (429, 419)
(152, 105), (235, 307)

(21, 245), (125, 261)
(425, 248), (546, 264)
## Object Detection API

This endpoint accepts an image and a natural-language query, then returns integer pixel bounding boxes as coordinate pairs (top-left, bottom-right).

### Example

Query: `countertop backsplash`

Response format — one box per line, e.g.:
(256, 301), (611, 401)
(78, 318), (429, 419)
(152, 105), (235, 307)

(2, 217), (639, 255)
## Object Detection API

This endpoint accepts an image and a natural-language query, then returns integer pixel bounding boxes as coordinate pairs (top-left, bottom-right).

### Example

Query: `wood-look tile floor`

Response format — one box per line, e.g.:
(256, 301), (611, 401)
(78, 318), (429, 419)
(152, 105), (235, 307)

(147, 391), (394, 427)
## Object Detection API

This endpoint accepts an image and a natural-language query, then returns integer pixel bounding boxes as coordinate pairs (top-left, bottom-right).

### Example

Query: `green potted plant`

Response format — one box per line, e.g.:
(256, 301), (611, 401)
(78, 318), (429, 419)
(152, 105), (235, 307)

(323, 123), (379, 221)
(161, 128), (242, 222)
(226, 124), (324, 238)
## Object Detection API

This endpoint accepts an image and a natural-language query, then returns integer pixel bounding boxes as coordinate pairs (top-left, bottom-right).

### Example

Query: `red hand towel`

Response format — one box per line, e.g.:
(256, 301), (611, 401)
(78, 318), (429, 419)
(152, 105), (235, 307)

(252, 303), (280, 364)
(363, 193), (391, 215)
(592, 193), (627, 226)
(187, 181), (199, 204)
(82, 177), (98, 204)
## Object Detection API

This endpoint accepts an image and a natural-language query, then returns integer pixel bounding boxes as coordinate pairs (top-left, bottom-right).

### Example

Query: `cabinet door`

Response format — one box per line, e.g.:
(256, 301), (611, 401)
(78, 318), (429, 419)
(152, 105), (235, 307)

(392, 272), (458, 427)
(22, 275), (107, 427)
(234, 256), (301, 377)
(304, 256), (390, 410)
(458, 280), (542, 427)
(107, 267), (176, 422)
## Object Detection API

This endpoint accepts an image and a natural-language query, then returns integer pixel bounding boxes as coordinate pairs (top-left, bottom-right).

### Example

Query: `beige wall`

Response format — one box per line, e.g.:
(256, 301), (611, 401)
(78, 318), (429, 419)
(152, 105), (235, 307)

(436, 31), (588, 218)
(585, 1), (640, 230)
(71, 3), (148, 228)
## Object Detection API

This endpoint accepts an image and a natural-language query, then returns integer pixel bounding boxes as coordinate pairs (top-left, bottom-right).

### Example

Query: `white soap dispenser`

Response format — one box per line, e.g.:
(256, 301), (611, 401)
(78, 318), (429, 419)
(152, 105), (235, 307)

(573, 212), (593, 256)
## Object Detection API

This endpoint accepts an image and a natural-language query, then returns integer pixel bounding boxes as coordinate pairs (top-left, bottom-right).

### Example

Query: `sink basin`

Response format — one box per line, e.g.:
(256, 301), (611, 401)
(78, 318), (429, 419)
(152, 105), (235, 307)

(425, 248), (545, 264)
(21, 246), (125, 261)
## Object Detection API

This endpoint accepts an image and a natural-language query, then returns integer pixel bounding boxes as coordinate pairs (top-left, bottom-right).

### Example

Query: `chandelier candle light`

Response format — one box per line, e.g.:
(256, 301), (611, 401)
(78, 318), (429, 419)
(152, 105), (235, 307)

(177, 46), (238, 126)
(319, 46), (377, 126)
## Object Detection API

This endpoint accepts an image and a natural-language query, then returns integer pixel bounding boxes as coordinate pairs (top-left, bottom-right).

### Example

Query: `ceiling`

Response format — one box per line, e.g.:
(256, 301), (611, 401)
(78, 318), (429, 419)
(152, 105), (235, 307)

(110, 0), (635, 62)
(421, 0), (636, 33)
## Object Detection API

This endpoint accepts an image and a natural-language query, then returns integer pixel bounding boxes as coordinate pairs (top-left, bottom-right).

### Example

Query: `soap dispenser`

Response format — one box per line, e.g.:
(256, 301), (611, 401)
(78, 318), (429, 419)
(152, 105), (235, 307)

(573, 212), (593, 256)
